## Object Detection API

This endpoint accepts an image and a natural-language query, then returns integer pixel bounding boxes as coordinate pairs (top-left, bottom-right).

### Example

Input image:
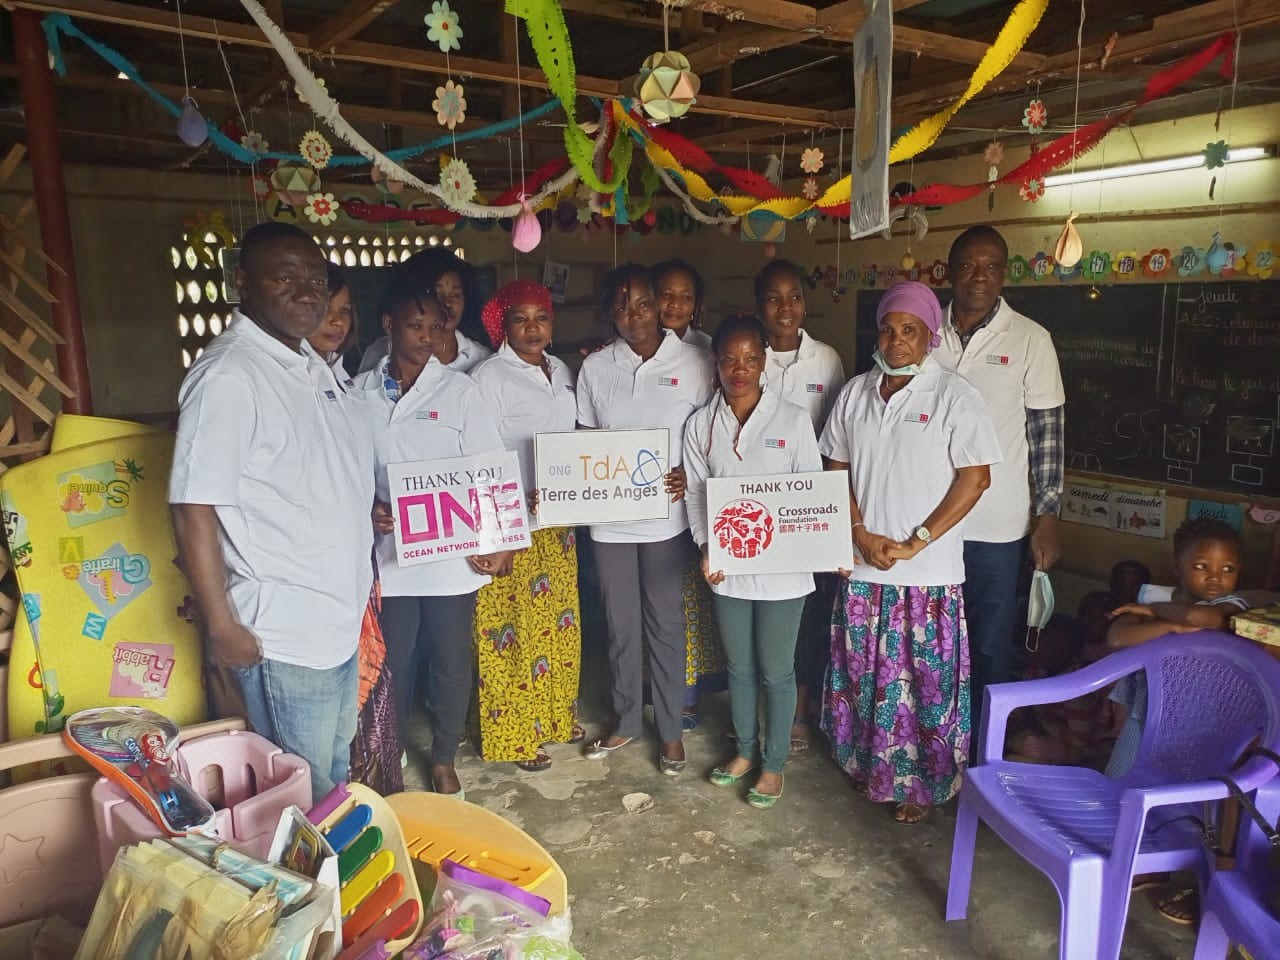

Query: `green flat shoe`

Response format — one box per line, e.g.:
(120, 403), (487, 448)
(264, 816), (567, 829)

(747, 777), (784, 809)
(709, 764), (754, 787)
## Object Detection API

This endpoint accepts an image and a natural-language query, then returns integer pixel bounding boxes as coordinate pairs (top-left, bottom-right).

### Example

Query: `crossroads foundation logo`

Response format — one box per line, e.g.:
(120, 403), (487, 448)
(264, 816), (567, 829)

(61, 542), (153, 618)
(713, 499), (775, 559)
(57, 458), (144, 528)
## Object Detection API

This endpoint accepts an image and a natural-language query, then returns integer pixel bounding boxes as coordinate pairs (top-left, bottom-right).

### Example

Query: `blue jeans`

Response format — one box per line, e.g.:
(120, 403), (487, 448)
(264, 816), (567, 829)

(236, 651), (359, 804)
(962, 538), (1026, 733)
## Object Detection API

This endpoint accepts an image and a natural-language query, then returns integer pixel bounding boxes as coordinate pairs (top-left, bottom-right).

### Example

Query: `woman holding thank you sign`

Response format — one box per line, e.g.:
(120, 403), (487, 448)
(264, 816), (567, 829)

(577, 264), (715, 775)
(684, 314), (821, 808)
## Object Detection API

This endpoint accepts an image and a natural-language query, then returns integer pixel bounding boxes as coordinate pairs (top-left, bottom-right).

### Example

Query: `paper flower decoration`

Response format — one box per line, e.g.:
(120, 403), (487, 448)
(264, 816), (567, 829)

(982, 141), (1005, 167)
(1247, 241), (1275, 279)
(1205, 232), (1229, 274)
(299, 130), (333, 169)
(438, 157), (476, 208)
(1029, 252), (1054, 281)
(801, 176), (820, 201)
(635, 51), (701, 121)
(269, 163), (321, 207)
(927, 260), (949, 287)
(1053, 261), (1082, 282)
(1114, 251), (1139, 280)
(1176, 246), (1206, 277)
(800, 147), (825, 175)
(424, 1), (462, 53)
(433, 80), (467, 130)
(239, 130), (269, 154)
(575, 205), (593, 225)
(1006, 255), (1029, 284)
(1204, 139), (1230, 169)
(1082, 250), (1112, 282)
(1140, 248), (1171, 278)
(1018, 176), (1045, 202)
(249, 173), (271, 200)
(304, 192), (339, 225)
(1022, 98), (1048, 135)
(295, 78), (326, 108)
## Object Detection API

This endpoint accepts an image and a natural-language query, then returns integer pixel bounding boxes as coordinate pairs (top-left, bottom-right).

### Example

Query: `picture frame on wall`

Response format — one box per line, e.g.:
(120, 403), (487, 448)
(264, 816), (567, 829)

(542, 260), (570, 304)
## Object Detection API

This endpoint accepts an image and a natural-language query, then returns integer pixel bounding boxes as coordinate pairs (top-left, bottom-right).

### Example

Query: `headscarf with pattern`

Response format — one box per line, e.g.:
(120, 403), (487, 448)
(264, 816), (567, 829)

(481, 279), (554, 349)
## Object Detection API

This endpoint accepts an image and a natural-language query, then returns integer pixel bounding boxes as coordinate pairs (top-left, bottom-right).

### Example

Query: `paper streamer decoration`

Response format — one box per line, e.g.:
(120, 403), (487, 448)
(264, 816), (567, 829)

(849, 0), (893, 239)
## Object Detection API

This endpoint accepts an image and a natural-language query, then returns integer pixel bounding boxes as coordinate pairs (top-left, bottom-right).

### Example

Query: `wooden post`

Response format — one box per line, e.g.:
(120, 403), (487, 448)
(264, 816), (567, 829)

(12, 10), (93, 414)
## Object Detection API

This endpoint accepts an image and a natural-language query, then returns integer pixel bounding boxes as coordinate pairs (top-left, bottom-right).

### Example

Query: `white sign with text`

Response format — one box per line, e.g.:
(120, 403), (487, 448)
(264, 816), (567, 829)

(534, 429), (671, 527)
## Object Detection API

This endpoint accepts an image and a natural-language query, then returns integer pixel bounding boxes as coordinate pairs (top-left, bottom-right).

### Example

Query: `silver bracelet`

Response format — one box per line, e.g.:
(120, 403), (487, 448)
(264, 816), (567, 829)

(852, 522), (865, 531)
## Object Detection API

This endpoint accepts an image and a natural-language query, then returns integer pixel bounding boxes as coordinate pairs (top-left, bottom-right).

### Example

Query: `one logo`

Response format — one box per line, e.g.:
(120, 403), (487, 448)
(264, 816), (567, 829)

(658, 376), (680, 387)
(323, 389), (337, 400)
(905, 413), (930, 424)
(764, 438), (787, 449)
(109, 642), (176, 700)
(65, 543), (153, 618)
(985, 354), (1010, 366)
(805, 383), (824, 394)
(713, 498), (775, 559)
(57, 459), (143, 528)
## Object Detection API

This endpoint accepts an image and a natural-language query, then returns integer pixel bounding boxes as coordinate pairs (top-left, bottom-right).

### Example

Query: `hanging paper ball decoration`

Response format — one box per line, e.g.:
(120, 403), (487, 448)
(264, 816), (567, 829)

(299, 130), (333, 169)
(177, 96), (209, 147)
(799, 148), (825, 175)
(1022, 98), (1048, 135)
(438, 157), (477, 209)
(512, 198), (542, 253)
(269, 164), (320, 207)
(304, 192), (340, 225)
(635, 51), (701, 121)
(424, 0), (463, 54)
(433, 80), (467, 130)
(1053, 212), (1083, 268)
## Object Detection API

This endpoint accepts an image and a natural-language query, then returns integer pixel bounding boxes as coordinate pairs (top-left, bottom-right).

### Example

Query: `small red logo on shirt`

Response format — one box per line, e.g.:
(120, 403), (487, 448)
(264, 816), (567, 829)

(659, 377), (680, 387)
(805, 383), (824, 393)
(905, 413), (930, 423)
(428, 411), (439, 420)
(764, 438), (786, 449)
(985, 354), (1010, 365)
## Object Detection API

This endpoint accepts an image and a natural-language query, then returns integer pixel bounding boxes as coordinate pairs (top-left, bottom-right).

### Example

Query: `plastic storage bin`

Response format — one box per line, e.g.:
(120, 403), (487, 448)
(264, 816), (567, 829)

(92, 728), (310, 871)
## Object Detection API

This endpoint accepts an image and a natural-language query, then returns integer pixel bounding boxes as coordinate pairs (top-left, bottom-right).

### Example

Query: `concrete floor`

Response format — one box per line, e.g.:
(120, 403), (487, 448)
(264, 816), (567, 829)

(400, 646), (1198, 960)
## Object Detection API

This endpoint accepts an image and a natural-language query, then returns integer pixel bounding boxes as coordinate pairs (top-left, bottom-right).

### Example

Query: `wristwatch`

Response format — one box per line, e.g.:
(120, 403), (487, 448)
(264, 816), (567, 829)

(912, 525), (932, 545)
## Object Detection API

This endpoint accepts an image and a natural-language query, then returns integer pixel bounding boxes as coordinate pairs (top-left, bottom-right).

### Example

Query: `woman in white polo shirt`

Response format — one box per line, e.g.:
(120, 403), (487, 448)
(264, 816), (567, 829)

(819, 281), (1001, 825)
(354, 274), (509, 800)
(684, 314), (821, 809)
(469, 279), (584, 772)
(755, 258), (847, 754)
(578, 264), (716, 775)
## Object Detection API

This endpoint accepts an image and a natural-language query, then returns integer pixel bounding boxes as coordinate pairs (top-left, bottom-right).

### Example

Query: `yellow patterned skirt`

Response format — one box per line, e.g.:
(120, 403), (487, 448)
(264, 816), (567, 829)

(473, 527), (582, 762)
(683, 563), (725, 691)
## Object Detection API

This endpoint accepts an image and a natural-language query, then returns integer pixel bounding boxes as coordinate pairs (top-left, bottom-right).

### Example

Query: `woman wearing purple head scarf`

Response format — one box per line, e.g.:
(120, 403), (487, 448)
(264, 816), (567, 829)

(817, 281), (1002, 824)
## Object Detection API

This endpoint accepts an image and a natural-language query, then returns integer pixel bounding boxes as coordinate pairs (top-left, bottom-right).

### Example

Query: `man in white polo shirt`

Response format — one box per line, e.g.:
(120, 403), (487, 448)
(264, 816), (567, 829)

(169, 222), (374, 802)
(933, 225), (1065, 733)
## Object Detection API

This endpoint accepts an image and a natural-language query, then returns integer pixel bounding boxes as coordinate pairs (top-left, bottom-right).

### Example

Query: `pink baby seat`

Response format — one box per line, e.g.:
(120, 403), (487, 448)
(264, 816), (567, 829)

(93, 727), (310, 871)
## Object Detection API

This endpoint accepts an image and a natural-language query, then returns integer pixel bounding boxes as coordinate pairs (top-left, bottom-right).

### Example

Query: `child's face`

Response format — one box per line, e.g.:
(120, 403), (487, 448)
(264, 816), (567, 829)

(1176, 537), (1241, 603)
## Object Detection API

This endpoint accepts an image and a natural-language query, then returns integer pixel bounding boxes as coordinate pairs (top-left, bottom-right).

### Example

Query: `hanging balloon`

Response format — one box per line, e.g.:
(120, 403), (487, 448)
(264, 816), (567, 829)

(177, 96), (209, 147)
(512, 199), (542, 253)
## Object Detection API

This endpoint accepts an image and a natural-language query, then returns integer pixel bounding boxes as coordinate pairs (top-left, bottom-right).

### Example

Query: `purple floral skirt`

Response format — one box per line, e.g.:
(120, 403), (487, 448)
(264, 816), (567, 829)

(820, 580), (970, 806)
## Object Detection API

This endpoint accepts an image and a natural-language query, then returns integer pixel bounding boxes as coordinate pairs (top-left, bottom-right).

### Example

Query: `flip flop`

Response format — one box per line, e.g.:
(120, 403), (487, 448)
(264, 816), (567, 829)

(710, 764), (755, 787)
(894, 802), (929, 824)
(584, 736), (634, 760)
(1154, 886), (1198, 926)
(515, 752), (552, 772)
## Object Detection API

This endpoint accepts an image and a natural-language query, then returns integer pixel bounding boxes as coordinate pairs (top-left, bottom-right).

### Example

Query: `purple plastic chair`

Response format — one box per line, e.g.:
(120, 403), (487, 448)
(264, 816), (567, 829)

(1194, 778), (1280, 959)
(946, 632), (1280, 960)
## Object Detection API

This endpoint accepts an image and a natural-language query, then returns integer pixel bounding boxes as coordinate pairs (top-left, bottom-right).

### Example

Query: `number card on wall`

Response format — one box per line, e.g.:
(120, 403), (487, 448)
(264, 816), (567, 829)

(706, 471), (854, 575)
(388, 451), (530, 567)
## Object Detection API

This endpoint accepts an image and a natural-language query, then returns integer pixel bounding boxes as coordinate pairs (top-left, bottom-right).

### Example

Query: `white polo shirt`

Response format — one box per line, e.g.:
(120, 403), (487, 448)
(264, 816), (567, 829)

(357, 330), (492, 376)
(819, 355), (1002, 587)
(684, 390), (821, 601)
(933, 298), (1065, 543)
(169, 309), (374, 670)
(470, 343), (577, 530)
(353, 359), (505, 597)
(763, 331), (845, 433)
(576, 331), (716, 544)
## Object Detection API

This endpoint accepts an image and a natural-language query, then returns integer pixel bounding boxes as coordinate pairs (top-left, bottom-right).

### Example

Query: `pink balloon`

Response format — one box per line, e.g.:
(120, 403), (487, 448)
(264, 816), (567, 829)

(512, 199), (542, 253)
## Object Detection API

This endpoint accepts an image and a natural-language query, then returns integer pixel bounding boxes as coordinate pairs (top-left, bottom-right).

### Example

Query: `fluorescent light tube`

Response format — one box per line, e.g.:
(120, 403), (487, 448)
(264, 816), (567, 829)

(1044, 146), (1271, 188)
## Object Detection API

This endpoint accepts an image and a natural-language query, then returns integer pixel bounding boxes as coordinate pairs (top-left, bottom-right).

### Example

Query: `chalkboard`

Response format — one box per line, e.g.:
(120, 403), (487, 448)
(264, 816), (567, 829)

(854, 281), (1280, 496)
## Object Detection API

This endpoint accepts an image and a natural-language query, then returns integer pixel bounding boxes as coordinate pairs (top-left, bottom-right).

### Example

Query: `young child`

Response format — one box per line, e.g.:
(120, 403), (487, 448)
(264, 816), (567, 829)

(1106, 517), (1249, 779)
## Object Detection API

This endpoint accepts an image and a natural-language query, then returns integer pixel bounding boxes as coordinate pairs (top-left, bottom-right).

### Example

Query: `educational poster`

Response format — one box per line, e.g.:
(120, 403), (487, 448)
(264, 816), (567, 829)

(3, 416), (206, 750)
(1062, 480), (1166, 539)
(706, 471), (853, 575)
(387, 451), (529, 567)
(850, 0), (892, 239)
(534, 429), (670, 527)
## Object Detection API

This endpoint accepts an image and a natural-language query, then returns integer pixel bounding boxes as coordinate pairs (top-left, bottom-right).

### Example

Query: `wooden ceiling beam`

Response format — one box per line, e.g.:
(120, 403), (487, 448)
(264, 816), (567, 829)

(308, 0), (401, 52)
(688, 0), (818, 33)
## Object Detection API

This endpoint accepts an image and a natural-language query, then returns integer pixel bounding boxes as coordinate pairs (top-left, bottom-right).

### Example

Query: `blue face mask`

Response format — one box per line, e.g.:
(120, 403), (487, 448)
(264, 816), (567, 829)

(872, 348), (923, 377)
(1024, 569), (1056, 651)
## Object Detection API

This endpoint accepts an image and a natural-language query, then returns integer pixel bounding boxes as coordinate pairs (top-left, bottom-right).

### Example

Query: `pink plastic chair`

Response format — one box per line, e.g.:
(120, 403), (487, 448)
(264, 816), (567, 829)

(946, 632), (1280, 960)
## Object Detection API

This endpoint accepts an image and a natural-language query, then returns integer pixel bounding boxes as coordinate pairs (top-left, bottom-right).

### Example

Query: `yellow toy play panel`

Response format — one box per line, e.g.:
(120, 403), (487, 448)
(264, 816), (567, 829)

(3, 416), (205, 748)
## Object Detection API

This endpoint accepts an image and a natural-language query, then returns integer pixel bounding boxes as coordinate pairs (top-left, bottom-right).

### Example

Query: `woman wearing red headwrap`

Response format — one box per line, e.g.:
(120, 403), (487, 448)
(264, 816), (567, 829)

(470, 280), (584, 771)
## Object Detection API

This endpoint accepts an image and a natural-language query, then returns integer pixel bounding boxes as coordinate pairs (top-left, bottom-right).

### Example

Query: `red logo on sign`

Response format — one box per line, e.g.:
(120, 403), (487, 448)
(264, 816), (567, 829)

(713, 498), (775, 559)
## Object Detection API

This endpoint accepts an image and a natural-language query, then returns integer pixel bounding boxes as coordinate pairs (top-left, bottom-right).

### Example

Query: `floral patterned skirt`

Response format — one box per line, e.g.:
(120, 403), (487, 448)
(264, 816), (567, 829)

(820, 580), (970, 806)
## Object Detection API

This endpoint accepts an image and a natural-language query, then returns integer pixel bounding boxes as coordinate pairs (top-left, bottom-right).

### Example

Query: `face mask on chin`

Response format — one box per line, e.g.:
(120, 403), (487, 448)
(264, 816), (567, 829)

(872, 349), (924, 377)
